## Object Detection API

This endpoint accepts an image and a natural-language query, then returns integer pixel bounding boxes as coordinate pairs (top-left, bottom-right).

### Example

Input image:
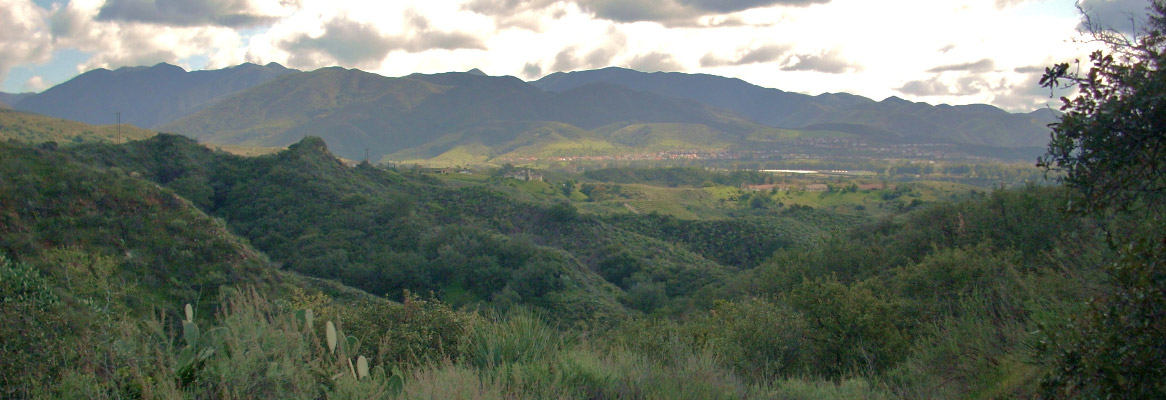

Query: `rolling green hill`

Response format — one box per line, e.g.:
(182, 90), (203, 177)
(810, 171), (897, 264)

(0, 115), (1140, 398)
(64, 134), (820, 319)
(0, 109), (156, 144)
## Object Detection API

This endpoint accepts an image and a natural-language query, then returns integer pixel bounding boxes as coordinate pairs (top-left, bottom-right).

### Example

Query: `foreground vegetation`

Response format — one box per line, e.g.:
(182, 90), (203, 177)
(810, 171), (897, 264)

(0, 132), (1132, 398)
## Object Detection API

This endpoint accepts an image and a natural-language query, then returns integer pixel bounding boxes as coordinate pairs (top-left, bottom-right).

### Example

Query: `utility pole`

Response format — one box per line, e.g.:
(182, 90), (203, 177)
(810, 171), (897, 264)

(364, 148), (369, 163)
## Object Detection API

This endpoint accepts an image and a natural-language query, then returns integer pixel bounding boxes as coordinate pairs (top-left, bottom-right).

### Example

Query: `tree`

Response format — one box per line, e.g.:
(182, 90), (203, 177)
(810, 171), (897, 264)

(1039, 1), (1166, 214)
(1037, 2), (1166, 397)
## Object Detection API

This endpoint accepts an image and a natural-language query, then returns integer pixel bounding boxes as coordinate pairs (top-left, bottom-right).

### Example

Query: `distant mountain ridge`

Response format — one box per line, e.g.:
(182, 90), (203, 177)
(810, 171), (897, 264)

(161, 67), (772, 162)
(0, 92), (32, 109)
(532, 67), (1058, 148)
(9, 63), (1057, 163)
(12, 62), (297, 128)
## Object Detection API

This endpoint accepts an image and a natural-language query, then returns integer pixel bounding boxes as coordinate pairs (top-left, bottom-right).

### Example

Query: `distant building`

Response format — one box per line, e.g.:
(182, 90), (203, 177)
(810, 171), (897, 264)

(504, 169), (544, 182)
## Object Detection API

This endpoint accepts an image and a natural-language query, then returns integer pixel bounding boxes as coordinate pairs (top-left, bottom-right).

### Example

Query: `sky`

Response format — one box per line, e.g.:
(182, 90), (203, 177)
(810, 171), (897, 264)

(0, 0), (1156, 112)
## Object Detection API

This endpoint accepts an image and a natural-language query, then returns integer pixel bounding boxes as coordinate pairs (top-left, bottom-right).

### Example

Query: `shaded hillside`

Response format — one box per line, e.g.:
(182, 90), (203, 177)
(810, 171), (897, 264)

(0, 109), (156, 144)
(0, 139), (417, 397)
(163, 68), (775, 162)
(62, 134), (839, 317)
(13, 62), (296, 128)
(0, 92), (32, 108)
(533, 67), (1057, 148)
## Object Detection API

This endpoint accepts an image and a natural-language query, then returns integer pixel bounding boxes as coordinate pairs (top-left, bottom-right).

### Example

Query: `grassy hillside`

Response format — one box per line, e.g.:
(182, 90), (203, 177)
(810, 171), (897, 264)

(65, 134), (810, 320)
(0, 109), (156, 144)
(0, 130), (1136, 398)
(0, 140), (280, 395)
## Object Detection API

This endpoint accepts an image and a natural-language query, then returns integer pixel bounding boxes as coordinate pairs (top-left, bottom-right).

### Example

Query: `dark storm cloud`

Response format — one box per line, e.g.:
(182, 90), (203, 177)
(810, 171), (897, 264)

(96, 0), (290, 28)
(927, 58), (995, 73)
(627, 52), (682, 72)
(780, 50), (860, 74)
(1078, 0), (1152, 34)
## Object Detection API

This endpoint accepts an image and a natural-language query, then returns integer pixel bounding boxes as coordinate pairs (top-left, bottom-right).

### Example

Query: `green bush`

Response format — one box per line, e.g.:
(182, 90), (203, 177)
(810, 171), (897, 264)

(464, 309), (564, 368)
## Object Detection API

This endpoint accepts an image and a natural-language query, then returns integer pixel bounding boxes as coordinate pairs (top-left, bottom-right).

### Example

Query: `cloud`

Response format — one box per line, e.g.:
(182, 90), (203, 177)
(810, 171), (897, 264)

(278, 13), (485, 70)
(677, 0), (830, 14)
(927, 58), (995, 73)
(897, 75), (994, 97)
(1013, 65), (1045, 74)
(465, 0), (832, 26)
(22, 75), (47, 92)
(994, 0), (1028, 9)
(280, 17), (397, 69)
(79, 26), (184, 69)
(626, 52), (682, 72)
(739, 44), (790, 64)
(780, 49), (860, 74)
(522, 61), (542, 79)
(990, 73), (1072, 112)
(548, 29), (627, 72)
(0, 0), (53, 85)
(415, 30), (486, 51)
(96, 0), (296, 28)
(551, 45), (613, 72)
(701, 44), (790, 67)
(1078, 0), (1152, 34)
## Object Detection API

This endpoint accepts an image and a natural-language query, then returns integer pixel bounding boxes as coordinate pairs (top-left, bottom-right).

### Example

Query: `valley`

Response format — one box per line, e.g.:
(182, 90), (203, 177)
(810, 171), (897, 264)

(0, 56), (1156, 398)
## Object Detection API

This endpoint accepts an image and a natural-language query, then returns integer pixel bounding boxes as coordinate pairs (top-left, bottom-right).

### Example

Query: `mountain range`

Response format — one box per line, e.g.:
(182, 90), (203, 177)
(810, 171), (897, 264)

(10, 62), (295, 128)
(532, 67), (1059, 148)
(2, 63), (1057, 163)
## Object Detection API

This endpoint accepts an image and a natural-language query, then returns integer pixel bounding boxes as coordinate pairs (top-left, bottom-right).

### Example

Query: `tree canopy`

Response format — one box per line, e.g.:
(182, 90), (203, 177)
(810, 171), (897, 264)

(1039, 1), (1166, 213)
(1037, 1), (1166, 397)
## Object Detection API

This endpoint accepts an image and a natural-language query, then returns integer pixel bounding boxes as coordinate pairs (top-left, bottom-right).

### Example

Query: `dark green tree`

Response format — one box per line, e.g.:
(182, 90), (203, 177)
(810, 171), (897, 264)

(1037, 1), (1166, 397)
(1039, 1), (1166, 214)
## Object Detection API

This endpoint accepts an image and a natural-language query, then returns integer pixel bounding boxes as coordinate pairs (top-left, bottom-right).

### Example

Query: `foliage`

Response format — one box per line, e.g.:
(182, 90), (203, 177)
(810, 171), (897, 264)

(1036, 2), (1166, 396)
(1039, 2), (1166, 214)
(0, 117), (1139, 398)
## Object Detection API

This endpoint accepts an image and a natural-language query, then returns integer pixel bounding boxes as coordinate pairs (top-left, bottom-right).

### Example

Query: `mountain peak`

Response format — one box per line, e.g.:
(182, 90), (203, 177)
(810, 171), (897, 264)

(265, 62), (291, 72)
(466, 68), (487, 76)
(881, 95), (911, 104)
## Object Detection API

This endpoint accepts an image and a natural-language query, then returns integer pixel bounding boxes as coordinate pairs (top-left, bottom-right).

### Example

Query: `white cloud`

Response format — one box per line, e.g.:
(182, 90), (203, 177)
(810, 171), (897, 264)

(0, 0), (53, 85)
(22, 75), (47, 92)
